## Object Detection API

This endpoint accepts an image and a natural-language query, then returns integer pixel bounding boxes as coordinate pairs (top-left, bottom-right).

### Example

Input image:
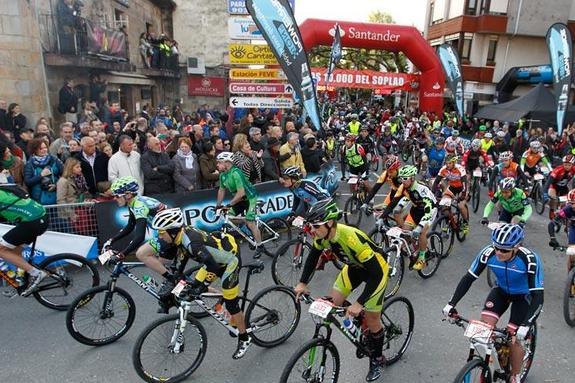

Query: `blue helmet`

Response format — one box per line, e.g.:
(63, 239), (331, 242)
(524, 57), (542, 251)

(491, 224), (524, 250)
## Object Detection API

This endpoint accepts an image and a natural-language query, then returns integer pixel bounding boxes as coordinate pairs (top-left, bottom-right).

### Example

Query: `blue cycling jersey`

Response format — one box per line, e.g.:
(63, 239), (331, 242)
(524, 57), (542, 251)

(291, 180), (330, 216)
(427, 146), (446, 171)
(469, 246), (544, 295)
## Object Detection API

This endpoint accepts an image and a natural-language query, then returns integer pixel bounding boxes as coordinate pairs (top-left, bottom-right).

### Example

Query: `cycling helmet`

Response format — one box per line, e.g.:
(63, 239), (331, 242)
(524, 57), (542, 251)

(479, 125), (487, 132)
(471, 139), (481, 150)
(216, 151), (234, 162)
(384, 155), (401, 171)
(496, 130), (506, 138)
(499, 151), (513, 161)
(433, 127), (441, 134)
(491, 223), (524, 250)
(305, 198), (340, 224)
(351, 114), (358, 119)
(412, 117), (419, 122)
(568, 189), (575, 203)
(435, 137), (446, 145)
(446, 154), (458, 163)
(499, 177), (516, 191)
(398, 165), (418, 179)
(282, 166), (302, 179)
(563, 154), (575, 164)
(345, 133), (357, 141)
(451, 129), (460, 137)
(529, 140), (541, 149)
(152, 208), (184, 231)
(110, 176), (139, 196)
(484, 132), (493, 139)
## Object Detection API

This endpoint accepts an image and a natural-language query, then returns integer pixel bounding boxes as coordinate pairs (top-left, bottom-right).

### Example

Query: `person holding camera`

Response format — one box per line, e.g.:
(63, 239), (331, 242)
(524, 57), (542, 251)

(24, 138), (64, 205)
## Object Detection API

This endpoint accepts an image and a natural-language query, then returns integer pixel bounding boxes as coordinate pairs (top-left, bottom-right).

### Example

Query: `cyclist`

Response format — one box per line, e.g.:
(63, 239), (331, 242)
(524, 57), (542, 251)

(461, 138), (493, 183)
(424, 136), (446, 180)
(378, 123), (396, 155)
(361, 154), (401, 211)
(149, 208), (252, 359)
(215, 152), (262, 258)
(294, 199), (390, 382)
(473, 124), (487, 139)
(445, 129), (465, 155)
(520, 140), (551, 178)
(357, 126), (376, 160)
(432, 154), (469, 233)
(548, 189), (575, 272)
(279, 166), (330, 219)
(481, 177), (532, 226)
(343, 133), (371, 193)
(544, 154), (575, 219)
(443, 224), (544, 383)
(0, 183), (49, 297)
(347, 114), (361, 136)
(492, 130), (510, 158)
(490, 151), (528, 197)
(381, 165), (438, 271)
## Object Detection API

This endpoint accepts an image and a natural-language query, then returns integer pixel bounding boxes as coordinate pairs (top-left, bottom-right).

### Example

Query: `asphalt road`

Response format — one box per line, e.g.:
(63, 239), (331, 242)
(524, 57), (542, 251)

(1, 178), (574, 383)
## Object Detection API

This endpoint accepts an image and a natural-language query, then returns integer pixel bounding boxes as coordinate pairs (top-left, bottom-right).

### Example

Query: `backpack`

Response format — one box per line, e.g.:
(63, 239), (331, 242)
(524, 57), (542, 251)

(0, 184), (29, 213)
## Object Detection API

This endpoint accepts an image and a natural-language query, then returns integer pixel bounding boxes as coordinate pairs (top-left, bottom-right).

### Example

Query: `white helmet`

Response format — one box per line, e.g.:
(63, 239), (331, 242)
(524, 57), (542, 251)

(216, 152), (234, 162)
(496, 130), (506, 138)
(499, 151), (513, 161)
(471, 139), (481, 150)
(529, 140), (541, 150)
(484, 132), (493, 139)
(152, 208), (184, 231)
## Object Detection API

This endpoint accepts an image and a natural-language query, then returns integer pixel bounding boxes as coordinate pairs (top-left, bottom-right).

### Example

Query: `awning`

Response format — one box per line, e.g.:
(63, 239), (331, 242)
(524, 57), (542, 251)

(102, 71), (155, 86)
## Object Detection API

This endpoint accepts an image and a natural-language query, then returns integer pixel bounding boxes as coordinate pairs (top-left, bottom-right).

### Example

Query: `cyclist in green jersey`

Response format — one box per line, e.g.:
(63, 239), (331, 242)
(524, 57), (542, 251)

(215, 152), (262, 258)
(294, 199), (390, 382)
(0, 142), (50, 296)
(481, 177), (532, 226)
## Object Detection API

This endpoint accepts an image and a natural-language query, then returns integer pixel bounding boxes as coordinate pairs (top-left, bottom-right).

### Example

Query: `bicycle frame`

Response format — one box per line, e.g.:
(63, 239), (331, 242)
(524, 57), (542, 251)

(107, 262), (161, 300)
(219, 210), (280, 248)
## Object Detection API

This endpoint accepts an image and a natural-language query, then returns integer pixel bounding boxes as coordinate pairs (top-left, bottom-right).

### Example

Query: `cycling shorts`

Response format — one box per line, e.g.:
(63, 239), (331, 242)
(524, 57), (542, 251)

(0, 215), (49, 249)
(447, 185), (464, 197)
(482, 287), (533, 332)
(332, 253), (388, 312)
(404, 205), (437, 229)
(348, 163), (369, 177)
(194, 258), (240, 301)
(231, 198), (257, 221)
(549, 184), (569, 197)
(499, 208), (523, 223)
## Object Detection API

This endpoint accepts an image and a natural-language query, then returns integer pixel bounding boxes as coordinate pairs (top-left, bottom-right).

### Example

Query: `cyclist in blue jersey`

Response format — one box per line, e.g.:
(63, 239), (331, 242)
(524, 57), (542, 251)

(280, 166), (330, 218)
(548, 189), (575, 271)
(425, 136), (446, 178)
(442, 224), (544, 383)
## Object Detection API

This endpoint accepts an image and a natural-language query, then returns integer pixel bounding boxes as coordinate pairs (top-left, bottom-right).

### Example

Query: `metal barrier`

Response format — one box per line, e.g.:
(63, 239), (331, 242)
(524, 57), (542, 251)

(43, 202), (99, 239)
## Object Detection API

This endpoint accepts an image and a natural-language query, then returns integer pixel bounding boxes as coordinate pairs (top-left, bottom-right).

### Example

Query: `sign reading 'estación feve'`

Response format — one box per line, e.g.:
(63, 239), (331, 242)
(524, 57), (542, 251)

(229, 68), (286, 80)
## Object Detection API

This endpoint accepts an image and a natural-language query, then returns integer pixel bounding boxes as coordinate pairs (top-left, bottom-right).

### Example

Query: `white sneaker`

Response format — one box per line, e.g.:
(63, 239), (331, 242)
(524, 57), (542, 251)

(21, 271), (48, 297)
(232, 335), (252, 359)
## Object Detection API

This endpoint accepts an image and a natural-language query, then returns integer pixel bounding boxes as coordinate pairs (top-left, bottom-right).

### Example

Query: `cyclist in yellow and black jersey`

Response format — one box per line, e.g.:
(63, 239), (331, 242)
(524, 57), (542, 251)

(149, 208), (252, 360)
(294, 199), (389, 382)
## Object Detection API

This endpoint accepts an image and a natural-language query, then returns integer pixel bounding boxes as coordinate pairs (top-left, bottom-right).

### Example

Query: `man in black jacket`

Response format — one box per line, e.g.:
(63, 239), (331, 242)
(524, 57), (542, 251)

(141, 136), (174, 195)
(301, 136), (324, 174)
(75, 136), (109, 195)
(262, 137), (281, 181)
(58, 78), (78, 123)
(0, 99), (8, 132)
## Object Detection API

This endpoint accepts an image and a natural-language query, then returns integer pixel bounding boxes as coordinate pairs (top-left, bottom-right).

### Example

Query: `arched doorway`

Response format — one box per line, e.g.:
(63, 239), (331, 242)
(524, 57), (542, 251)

(299, 19), (445, 115)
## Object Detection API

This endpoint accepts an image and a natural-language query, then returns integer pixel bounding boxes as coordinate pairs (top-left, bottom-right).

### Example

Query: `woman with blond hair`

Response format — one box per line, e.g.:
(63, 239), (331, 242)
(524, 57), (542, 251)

(57, 157), (91, 203)
(232, 133), (263, 184)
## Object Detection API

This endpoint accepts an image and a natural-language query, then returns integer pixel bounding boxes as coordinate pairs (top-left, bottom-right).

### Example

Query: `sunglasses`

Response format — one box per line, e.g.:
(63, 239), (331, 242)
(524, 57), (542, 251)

(224, 142), (231, 146)
(494, 246), (513, 254)
(399, 177), (412, 182)
(309, 222), (327, 229)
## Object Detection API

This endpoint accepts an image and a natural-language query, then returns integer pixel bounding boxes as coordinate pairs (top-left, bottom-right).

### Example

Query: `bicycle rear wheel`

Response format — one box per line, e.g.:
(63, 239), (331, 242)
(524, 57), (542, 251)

(452, 358), (492, 383)
(66, 285), (136, 346)
(381, 296), (414, 365)
(34, 253), (100, 311)
(432, 215), (454, 258)
(262, 218), (292, 257)
(344, 196), (363, 227)
(279, 338), (340, 383)
(245, 285), (301, 347)
(418, 233), (443, 279)
(272, 239), (312, 287)
(382, 246), (404, 300)
(563, 268), (575, 327)
(132, 313), (207, 383)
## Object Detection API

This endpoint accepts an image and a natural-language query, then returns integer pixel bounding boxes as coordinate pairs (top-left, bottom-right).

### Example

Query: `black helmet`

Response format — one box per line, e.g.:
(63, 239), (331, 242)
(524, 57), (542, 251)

(305, 198), (341, 224)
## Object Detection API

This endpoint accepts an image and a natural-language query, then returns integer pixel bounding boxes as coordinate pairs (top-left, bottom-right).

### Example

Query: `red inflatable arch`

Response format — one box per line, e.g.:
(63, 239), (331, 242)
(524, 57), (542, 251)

(299, 19), (445, 115)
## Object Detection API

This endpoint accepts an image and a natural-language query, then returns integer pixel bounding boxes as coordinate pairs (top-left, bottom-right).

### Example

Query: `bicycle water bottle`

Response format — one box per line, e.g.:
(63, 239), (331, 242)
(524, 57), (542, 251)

(15, 268), (26, 287)
(343, 318), (360, 341)
(142, 275), (159, 290)
(0, 260), (9, 273)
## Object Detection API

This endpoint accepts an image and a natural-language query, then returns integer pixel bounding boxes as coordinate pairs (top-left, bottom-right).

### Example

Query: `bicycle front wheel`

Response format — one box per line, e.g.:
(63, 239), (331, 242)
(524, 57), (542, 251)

(344, 196), (362, 227)
(452, 358), (492, 383)
(381, 296), (414, 365)
(563, 268), (575, 327)
(66, 285), (136, 346)
(262, 217), (292, 257)
(34, 253), (100, 311)
(245, 285), (301, 347)
(272, 239), (312, 287)
(417, 232), (443, 279)
(368, 227), (390, 250)
(432, 215), (454, 258)
(472, 178), (481, 213)
(533, 184), (546, 215)
(280, 338), (340, 383)
(382, 246), (404, 300)
(132, 313), (207, 383)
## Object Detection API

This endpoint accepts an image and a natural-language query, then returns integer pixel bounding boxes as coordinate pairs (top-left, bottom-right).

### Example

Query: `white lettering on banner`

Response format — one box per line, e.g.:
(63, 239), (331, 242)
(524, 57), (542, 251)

(348, 27), (400, 42)
(560, 28), (571, 78)
(423, 92), (444, 97)
(230, 96), (294, 108)
(229, 83), (293, 94)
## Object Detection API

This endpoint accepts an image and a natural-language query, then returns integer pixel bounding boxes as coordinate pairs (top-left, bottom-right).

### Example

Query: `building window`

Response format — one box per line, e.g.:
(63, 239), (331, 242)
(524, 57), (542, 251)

(480, 0), (491, 14)
(465, 0), (478, 15)
(486, 39), (498, 65)
(461, 38), (472, 61)
(429, 2), (435, 26)
(114, 9), (128, 30)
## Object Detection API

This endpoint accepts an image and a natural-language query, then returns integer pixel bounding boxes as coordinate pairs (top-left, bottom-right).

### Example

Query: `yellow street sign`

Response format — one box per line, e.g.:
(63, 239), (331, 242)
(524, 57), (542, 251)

(229, 68), (286, 80)
(229, 43), (278, 65)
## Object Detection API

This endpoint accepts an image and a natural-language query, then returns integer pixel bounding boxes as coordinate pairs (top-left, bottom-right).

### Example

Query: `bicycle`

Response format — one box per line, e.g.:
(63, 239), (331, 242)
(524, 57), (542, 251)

(469, 166), (483, 213)
(279, 294), (414, 383)
(343, 173), (368, 227)
(214, 202), (291, 257)
(0, 237), (99, 311)
(400, 138), (414, 163)
(272, 217), (343, 288)
(525, 168), (547, 215)
(132, 261), (301, 383)
(369, 151), (380, 172)
(564, 260), (575, 327)
(432, 194), (467, 258)
(65, 251), (210, 346)
(446, 313), (537, 383)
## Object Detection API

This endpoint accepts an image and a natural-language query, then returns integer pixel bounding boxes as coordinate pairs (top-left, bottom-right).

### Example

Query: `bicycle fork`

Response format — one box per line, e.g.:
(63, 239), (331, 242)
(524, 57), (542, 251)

(170, 301), (193, 353)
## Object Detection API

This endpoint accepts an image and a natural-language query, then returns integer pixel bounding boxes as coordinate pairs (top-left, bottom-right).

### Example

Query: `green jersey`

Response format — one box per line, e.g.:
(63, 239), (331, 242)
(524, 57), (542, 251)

(483, 188), (532, 221)
(0, 189), (46, 222)
(219, 166), (257, 200)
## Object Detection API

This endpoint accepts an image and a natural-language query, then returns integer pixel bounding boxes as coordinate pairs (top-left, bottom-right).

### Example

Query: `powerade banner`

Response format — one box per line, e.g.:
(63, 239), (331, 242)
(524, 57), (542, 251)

(546, 23), (573, 135)
(438, 43), (464, 117)
(246, 0), (322, 131)
(95, 164), (339, 248)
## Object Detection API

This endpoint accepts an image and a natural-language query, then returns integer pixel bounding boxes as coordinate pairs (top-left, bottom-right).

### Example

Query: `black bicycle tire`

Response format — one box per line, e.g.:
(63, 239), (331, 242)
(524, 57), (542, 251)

(132, 313), (207, 383)
(368, 227), (390, 250)
(382, 246), (405, 301)
(272, 239), (312, 287)
(343, 196), (362, 226)
(433, 215), (454, 258)
(455, 210), (467, 243)
(452, 358), (492, 383)
(418, 232), (443, 279)
(279, 338), (340, 383)
(66, 285), (136, 346)
(472, 178), (480, 213)
(563, 268), (575, 327)
(34, 253), (100, 311)
(245, 285), (301, 348)
(262, 217), (293, 257)
(382, 295), (414, 365)
(518, 322), (537, 382)
(532, 183), (545, 215)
